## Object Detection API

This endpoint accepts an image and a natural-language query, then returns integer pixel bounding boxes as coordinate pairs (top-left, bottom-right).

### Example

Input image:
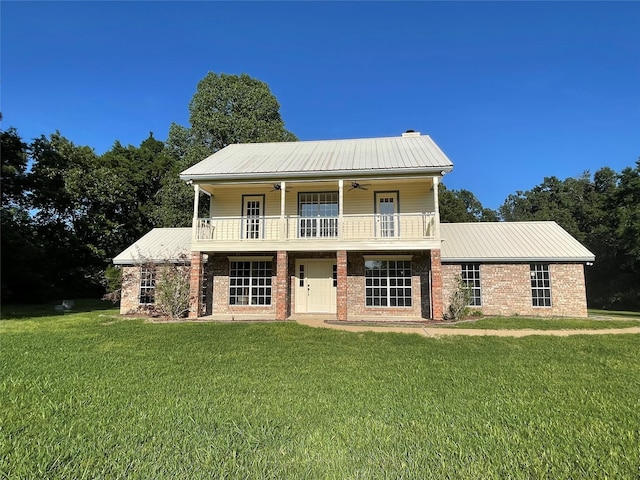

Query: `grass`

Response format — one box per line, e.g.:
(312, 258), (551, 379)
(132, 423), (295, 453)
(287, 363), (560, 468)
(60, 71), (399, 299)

(2, 306), (639, 479)
(588, 309), (640, 320)
(432, 316), (640, 330)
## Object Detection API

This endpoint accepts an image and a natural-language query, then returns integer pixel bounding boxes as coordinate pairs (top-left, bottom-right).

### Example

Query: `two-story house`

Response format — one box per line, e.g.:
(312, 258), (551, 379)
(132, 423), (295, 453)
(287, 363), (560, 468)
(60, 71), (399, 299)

(114, 132), (595, 320)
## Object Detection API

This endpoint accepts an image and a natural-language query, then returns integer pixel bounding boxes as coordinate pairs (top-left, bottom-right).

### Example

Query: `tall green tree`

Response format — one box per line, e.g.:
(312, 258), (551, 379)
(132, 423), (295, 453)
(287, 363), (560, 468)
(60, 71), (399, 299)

(439, 183), (498, 223)
(1, 127), (29, 208)
(498, 165), (640, 310)
(154, 72), (297, 227)
(1, 128), (47, 301)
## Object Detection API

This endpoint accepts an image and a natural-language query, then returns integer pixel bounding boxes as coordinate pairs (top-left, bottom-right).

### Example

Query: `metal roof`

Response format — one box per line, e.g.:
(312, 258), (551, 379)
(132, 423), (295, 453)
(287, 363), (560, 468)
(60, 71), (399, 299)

(113, 222), (595, 265)
(112, 228), (192, 265)
(440, 222), (595, 262)
(180, 134), (454, 182)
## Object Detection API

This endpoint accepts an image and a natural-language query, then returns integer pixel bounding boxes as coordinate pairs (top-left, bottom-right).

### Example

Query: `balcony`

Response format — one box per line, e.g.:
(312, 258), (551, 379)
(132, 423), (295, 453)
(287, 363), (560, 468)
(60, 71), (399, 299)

(193, 213), (439, 252)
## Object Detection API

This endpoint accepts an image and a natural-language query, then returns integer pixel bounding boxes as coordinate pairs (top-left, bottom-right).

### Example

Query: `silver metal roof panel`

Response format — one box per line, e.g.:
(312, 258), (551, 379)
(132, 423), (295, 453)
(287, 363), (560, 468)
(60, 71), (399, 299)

(112, 228), (192, 265)
(440, 222), (595, 262)
(180, 135), (454, 182)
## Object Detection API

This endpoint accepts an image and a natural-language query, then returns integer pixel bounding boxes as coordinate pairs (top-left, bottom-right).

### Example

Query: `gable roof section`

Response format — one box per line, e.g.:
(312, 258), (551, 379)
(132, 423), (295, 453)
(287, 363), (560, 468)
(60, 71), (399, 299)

(112, 228), (192, 265)
(180, 135), (454, 182)
(440, 222), (595, 262)
(113, 222), (595, 265)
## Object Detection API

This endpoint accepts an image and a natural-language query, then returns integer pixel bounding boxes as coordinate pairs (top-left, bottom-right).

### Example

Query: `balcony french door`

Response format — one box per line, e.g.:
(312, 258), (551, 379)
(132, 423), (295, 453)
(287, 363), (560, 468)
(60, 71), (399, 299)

(242, 195), (264, 239)
(299, 192), (339, 238)
(375, 192), (399, 238)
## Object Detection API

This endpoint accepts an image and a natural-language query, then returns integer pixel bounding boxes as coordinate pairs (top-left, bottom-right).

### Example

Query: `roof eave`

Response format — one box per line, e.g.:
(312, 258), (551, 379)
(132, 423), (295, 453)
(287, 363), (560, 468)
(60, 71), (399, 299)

(180, 165), (454, 183)
(441, 256), (595, 263)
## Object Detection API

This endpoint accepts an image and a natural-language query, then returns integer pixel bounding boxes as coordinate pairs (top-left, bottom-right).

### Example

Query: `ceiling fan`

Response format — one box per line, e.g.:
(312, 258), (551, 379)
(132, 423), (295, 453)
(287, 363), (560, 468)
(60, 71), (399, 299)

(270, 183), (290, 192)
(349, 181), (370, 191)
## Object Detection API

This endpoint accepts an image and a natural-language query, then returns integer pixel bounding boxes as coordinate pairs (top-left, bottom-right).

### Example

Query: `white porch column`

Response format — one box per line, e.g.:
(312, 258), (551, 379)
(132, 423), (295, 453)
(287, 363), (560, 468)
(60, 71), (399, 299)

(192, 184), (200, 241)
(338, 179), (344, 239)
(432, 177), (440, 239)
(280, 181), (286, 240)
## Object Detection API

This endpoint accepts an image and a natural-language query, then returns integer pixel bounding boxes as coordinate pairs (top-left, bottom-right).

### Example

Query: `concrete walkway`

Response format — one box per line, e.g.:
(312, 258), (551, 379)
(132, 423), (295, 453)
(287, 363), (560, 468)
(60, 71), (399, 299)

(294, 317), (640, 338)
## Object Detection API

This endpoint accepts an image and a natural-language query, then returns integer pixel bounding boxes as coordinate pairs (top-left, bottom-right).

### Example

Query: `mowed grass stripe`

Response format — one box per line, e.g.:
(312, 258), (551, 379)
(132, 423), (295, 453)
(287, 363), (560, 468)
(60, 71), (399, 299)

(1, 309), (639, 479)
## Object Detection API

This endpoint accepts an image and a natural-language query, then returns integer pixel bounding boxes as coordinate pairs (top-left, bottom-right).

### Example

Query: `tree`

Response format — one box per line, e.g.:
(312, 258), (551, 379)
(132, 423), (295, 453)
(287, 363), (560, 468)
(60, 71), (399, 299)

(498, 165), (640, 310)
(1, 128), (29, 208)
(154, 72), (297, 227)
(439, 183), (498, 223)
(1, 128), (46, 301)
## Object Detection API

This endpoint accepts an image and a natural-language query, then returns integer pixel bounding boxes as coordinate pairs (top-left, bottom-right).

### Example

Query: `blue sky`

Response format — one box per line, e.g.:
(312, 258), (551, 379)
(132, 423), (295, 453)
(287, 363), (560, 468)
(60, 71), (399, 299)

(2, 1), (639, 210)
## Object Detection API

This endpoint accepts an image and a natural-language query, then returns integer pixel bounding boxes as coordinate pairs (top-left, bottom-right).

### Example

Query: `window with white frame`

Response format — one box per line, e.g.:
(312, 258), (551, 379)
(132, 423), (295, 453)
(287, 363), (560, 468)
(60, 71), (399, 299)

(461, 264), (482, 306)
(298, 192), (339, 238)
(229, 261), (272, 306)
(530, 264), (551, 307)
(365, 259), (412, 307)
(139, 266), (156, 305)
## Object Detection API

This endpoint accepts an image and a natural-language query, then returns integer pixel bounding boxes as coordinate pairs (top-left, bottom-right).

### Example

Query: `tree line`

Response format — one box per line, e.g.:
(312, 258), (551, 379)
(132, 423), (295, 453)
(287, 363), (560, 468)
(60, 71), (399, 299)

(1, 72), (638, 310)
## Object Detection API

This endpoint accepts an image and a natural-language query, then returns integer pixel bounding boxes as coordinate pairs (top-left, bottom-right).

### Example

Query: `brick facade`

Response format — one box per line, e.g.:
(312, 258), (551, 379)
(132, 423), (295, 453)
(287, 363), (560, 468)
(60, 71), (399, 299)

(442, 262), (589, 318)
(275, 251), (290, 320)
(120, 253), (590, 320)
(430, 249), (444, 320)
(120, 266), (141, 314)
(337, 250), (348, 320)
(210, 254), (277, 316)
(119, 264), (191, 316)
(345, 251), (431, 319)
(188, 252), (203, 318)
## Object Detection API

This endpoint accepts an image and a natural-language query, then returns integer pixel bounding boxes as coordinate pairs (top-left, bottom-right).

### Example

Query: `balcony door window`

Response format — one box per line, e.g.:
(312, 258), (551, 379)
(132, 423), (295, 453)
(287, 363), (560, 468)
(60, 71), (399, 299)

(299, 192), (338, 238)
(242, 195), (264, 239)
(375, 192), (399, 238)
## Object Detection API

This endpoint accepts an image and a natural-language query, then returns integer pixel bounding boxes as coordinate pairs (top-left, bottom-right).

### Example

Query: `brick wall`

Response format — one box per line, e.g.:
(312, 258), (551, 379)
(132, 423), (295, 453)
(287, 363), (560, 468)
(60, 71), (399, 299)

(442, 262), (589, 318)
(120, 266), (140, 314)
(275, 251), (289, 320)
(346, 251), (431, 319)
(430, 250), (444, 320)
(188, 253), (203, 318)
(337, 250), (347, 320)
(119, 264), (191, 316)
(210, 254), (277, 316)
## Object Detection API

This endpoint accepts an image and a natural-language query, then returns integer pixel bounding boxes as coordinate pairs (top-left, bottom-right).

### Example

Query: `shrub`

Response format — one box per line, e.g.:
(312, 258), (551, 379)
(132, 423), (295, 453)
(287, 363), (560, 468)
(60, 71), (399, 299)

(446, 275), (472, 321)
(154, 263), (190, 320)
(102, 265), (122, 303)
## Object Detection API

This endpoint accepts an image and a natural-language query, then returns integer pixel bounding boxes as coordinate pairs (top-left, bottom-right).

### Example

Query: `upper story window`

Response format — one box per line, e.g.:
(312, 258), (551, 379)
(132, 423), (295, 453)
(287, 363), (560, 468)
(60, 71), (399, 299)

(461, 264), (481, 306)
(299, 192), (338, 238)
(530, 264), (551, 307)
(139, 266), (156, 305)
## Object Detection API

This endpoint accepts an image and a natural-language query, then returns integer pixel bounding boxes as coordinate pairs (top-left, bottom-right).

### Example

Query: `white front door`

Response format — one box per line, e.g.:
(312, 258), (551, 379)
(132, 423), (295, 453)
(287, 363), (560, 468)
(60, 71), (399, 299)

(295, 260), (337, 313)
(375, 192), (399, 238)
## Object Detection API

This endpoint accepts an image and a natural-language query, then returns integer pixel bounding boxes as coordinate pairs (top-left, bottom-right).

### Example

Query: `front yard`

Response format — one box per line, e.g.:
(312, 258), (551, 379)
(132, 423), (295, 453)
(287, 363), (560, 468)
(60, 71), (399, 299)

(1, 304), (639, 478)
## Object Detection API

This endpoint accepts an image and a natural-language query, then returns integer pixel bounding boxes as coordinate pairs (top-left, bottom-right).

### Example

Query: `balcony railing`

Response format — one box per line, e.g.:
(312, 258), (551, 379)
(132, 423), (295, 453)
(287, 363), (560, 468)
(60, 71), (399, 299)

(195, 213), (437, 242)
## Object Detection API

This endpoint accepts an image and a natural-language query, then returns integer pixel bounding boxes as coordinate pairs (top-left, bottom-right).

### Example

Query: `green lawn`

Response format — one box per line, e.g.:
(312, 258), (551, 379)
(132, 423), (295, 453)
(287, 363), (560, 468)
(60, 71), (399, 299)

(2, 306), (639, 479)
(432, 316), (640, 330)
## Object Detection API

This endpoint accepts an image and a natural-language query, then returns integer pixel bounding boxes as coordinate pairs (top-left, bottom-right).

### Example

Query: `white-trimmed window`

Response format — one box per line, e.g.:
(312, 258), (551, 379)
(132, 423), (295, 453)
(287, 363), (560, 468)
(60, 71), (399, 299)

(365, 259), (412, 307)
(299, 192), (339, 238)
(139, 266), (156, 305)
(530, 264), (551, 307)
(461, 264), (481, 306)
(229, 261), (272, 306)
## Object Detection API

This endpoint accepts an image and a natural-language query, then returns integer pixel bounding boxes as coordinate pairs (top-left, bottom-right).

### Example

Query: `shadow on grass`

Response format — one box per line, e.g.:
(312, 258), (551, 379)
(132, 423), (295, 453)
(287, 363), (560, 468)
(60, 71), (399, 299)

(1, 299), (118, 320)
(588, 309), (640, 320)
